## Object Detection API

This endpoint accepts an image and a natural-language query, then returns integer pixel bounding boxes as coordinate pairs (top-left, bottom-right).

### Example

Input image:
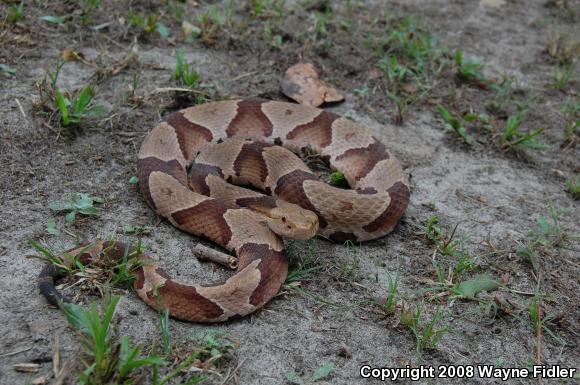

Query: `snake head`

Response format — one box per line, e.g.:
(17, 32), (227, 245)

(266, 200), (319, 240)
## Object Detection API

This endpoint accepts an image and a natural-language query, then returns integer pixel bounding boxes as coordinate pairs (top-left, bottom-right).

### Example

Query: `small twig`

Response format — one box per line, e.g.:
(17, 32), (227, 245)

(501, 287), (541, 296)
(228, 71), (257, 83)
(563, 257), (580, 268)
(0, 346), (32, 357)
(219, 358), (246, 385)
(52, 335), (60, 378)
(193, 244), (237, 269)
(53, 354), (77, 385)
(92, 45), (138, 81)
(14, 98), (26, 118)
(115, 131), (139, 138)
(149, 87), (201, 94)
(91, 21), (113, 31)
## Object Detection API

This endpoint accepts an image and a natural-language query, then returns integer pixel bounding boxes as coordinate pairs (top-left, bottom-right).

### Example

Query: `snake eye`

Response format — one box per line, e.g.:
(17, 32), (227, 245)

(282, 216), (286, 223)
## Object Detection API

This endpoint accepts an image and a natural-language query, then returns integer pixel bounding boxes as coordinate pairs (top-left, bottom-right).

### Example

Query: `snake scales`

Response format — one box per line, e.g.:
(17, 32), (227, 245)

(39, 100), (409, 322)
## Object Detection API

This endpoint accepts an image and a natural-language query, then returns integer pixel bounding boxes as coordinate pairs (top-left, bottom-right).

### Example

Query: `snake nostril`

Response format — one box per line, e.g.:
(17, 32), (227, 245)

(282, 216), (286, 223)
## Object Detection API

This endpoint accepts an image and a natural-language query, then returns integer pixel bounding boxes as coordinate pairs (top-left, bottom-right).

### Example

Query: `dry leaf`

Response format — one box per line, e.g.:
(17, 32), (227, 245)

(401, 82), (418, 94)
(501, 272), (510, 285)
(59, 48), (85, 62)
(182, 20), (201, 37)
(493, 295), (522, 315)
(14, 363), (40, 373)
(281, 61), (344, 107)
(368, 68), (383, 79)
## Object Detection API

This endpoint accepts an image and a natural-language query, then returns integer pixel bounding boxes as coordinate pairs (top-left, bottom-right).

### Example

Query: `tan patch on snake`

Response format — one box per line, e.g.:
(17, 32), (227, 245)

(181, 100), (239, 139)
(135, 263), (167, 295)
(357, 157), (408, 192)
(261, 101), (324, 142)
(195, 138), (245, 178)
(225, 209), (283, 252)
(205, 174), (264, 203)
(148, 171), (210, 221)
(262, 146), (312, 191)
(138, 122), (187, 167)
(322, 117), (375, 161)
(195, 259), (263, 319)
(138, 158), (188, 209)
(303, 180), (390, 229)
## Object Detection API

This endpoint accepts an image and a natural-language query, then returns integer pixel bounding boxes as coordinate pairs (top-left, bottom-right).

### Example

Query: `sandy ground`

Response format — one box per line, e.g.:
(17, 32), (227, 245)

(0, 0), (578, 384)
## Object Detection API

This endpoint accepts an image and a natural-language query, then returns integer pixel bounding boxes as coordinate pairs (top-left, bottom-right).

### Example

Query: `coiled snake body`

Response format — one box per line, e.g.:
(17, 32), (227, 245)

(39, 100), (409, 322)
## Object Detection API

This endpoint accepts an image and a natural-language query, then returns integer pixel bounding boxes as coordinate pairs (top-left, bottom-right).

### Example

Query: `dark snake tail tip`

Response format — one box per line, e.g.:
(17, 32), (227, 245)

(38, 263), (71, 307)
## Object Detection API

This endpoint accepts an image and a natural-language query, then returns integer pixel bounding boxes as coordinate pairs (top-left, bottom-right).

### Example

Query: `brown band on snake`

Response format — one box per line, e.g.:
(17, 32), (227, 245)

(226, 100), (274, 138)
(240, 244), (287, 306)
(165, 111), (214, 162)
(334, 139), (389, 183)
(362, 181), (410, 233)
(188, 163), (224, 195)
(171, 200), (235, 246)
(285, 110), (337, 148)
(233, 141), (274, 183)
(141, 272), (225, 321)
(235, 196), (278, 211)
(274, 169), (328, 228)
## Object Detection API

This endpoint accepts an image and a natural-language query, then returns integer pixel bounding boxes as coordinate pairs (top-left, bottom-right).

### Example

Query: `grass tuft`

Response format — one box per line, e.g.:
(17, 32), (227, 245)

(565, 178), (580, 200)
(454, 49), (488, 87)
(173, 50), (201, 87)
(60, 295), (167, 384)
(400, 302), (449, 354)
(437, 105), (473, 145)
(7, 1), (24, 23)
(500, 112), (548, 150)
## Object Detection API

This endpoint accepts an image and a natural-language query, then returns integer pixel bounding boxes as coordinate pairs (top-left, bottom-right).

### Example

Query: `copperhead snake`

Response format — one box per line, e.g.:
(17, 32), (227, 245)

(38, 100), (409, 322)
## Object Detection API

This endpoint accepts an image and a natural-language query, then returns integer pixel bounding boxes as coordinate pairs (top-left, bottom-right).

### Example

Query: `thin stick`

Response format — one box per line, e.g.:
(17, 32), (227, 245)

(228, 71), (257, 83)
(193, 244), (237, 269)
(53, 355), (77, 385)
(0, 346), (32, 357)
(219, 358), (246, 385)
(52, 335), (60, 378)
(15, 98), (26, 118)
(149, 87), (200, 94)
